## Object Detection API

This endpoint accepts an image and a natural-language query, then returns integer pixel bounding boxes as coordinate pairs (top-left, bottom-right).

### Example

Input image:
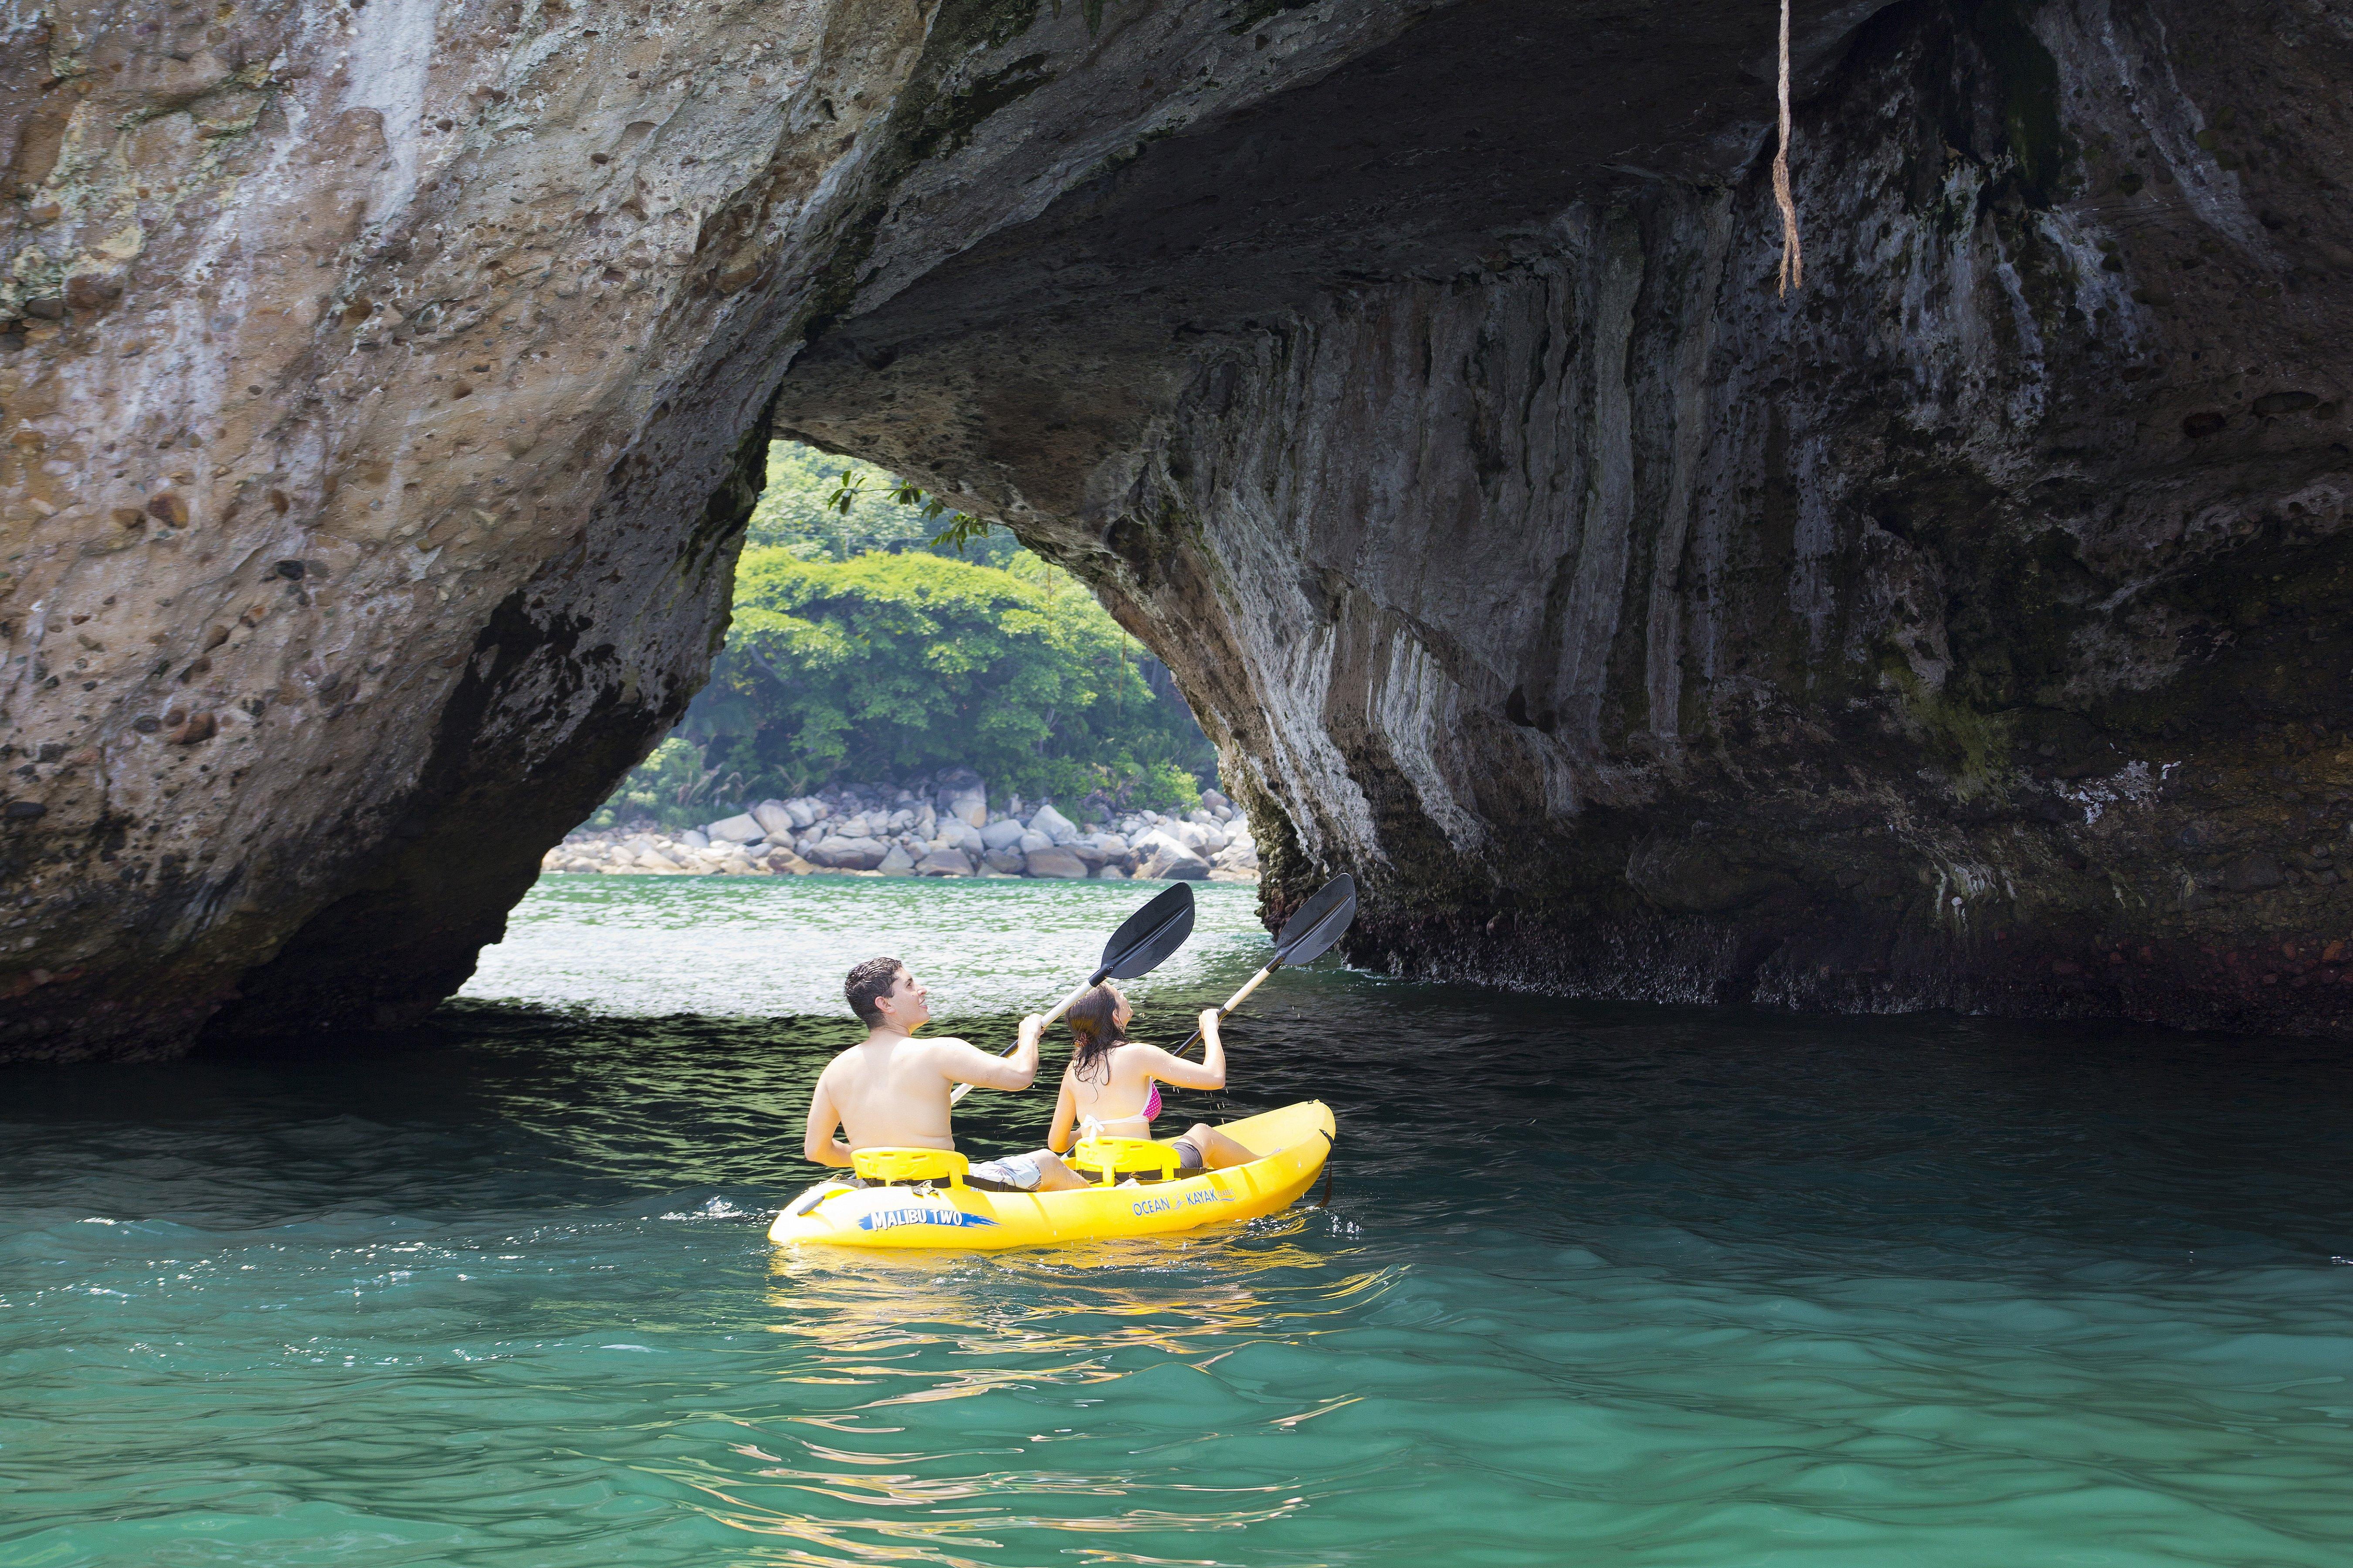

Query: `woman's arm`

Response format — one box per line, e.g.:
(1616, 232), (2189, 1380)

(1137, 1011), (1228, 1091)
(1047, 1073), (1078, 1154)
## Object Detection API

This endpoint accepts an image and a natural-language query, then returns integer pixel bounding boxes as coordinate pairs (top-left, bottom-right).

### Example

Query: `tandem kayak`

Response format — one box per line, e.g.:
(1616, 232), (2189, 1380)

(767, 1101), (1336, 1251)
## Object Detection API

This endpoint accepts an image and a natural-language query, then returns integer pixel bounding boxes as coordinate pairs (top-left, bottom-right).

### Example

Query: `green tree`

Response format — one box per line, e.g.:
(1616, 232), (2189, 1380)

(589, 444), (1218, 828)
(711, 546), (1210, 801)
(591, 549), (1215, 826)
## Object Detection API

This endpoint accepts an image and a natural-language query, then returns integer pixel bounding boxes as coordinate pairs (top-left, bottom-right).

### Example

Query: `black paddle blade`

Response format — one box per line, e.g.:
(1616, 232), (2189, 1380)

(1096, 881), (1197, 982)
(1274, 874), (1358, 967)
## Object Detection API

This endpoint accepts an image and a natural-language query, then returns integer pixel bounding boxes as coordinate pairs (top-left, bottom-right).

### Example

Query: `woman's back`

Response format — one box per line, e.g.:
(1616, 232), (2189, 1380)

(1065, 1042), (1164, 1136)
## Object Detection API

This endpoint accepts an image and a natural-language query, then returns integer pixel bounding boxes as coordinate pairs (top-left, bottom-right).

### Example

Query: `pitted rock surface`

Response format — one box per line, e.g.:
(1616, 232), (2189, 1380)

(4, 0), (2351, 1059)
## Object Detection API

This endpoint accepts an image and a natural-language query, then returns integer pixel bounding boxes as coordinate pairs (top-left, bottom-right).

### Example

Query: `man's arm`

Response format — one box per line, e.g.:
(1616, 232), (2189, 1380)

(937, 1014), (1045, 1092)
(803, 1070), (854, 1168)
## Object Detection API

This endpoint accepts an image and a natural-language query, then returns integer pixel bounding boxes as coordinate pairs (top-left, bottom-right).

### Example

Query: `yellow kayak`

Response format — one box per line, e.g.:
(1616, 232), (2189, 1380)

(767, 1101), (1336, 1251)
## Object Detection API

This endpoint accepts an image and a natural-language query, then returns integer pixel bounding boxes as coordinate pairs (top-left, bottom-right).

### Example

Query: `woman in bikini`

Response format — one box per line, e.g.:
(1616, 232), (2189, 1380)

(1044, 984), (1258, 1175)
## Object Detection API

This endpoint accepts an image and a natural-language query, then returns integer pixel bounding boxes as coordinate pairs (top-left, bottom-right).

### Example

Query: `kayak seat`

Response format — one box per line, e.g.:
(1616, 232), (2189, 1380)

(1070, 1136), (1180, 1185)
(851, 1148), (969, 1188)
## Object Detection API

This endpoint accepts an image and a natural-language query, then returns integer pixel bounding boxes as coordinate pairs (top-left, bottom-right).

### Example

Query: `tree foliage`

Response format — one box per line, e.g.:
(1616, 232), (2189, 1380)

(698, 546), (1212, 804)
(594, 446), (1219, 827)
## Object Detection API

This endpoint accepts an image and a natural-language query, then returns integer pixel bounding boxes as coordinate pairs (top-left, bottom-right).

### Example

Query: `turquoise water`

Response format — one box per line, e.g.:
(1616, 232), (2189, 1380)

(6, 875), (2352, 1565)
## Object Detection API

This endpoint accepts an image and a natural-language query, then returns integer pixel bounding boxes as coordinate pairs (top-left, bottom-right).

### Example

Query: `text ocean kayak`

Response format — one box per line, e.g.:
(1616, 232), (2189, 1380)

(767, 1101), (1336, 1250)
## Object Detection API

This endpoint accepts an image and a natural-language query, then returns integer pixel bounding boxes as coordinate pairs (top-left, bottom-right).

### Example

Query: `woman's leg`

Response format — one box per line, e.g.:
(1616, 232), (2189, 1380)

(1027, 1150), (1091, 1191)
(1179, 1123), (1257, 1170)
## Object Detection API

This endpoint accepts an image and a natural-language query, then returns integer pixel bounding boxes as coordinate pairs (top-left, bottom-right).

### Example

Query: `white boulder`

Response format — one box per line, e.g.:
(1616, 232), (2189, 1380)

(678, 829), (711, 848)
(1134, 830), (1212, 881)
(1025, 847), (1090, 880)
(1029, 803), (1079, 844)
(945, 783), (988, 828)
(978, 818), (1028, 851)
(1017, 830), (1053, 854)
(707, 813), (764, 844)
(877, 843), (917, 876)
(915, 849), (974, 877)
(810, 835), (891, 870)
(751, 800), (797, 838)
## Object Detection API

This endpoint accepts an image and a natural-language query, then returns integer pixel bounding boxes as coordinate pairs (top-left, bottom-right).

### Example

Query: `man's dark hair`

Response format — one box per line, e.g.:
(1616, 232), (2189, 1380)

(845, 956), (906, 1027)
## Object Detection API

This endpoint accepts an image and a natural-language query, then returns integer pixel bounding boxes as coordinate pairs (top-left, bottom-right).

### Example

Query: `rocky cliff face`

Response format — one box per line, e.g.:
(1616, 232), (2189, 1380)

(6, 0), (2350, 1061)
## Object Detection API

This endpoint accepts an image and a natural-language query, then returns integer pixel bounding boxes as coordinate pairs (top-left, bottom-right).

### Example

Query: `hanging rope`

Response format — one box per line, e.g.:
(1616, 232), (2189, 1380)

(1773, 0), (1804, 294)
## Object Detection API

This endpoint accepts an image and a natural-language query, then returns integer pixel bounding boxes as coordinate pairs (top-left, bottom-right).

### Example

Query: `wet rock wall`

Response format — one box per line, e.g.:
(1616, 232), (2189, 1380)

(9, 0), (2353, 1058)
(779, 0), (2353, 1037)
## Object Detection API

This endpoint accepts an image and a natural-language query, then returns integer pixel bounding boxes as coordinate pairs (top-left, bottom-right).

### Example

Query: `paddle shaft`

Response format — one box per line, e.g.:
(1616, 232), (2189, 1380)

(1169, 961), (1280, 1059)
(946, 969), (1103, 1105)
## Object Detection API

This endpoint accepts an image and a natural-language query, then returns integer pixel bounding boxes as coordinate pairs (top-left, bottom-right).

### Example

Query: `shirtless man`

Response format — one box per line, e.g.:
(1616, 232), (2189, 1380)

(802, 955), (1088, 1192)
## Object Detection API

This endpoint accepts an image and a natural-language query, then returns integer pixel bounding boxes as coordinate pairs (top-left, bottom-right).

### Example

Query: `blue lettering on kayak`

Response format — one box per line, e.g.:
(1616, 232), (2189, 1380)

(856, 1206), (999, 1232)
(1135, 1188), (1234, 1216)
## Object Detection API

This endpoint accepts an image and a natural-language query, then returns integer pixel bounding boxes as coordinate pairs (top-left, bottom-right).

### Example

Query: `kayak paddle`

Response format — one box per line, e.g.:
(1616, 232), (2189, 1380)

(1170, 872), (1357, 1059)
(949, 880), (1197, 1104)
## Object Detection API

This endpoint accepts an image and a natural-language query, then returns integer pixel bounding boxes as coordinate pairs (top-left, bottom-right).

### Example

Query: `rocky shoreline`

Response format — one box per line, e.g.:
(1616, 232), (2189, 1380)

(539, 772), (1258, 883)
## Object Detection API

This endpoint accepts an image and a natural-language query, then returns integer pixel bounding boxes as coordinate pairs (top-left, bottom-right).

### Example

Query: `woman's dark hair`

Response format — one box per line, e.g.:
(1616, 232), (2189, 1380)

(1065, 984), (1127, 1084)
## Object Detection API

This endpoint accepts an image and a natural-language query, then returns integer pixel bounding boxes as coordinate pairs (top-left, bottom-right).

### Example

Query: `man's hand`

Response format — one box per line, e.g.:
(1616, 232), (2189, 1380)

(1199, 1007), (1221, 1033)
(1020, 1013), (1045, 1045)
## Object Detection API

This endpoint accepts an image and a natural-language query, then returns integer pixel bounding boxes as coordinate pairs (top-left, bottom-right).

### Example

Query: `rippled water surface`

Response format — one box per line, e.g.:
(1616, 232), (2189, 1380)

(7, 875), (2353, 1566)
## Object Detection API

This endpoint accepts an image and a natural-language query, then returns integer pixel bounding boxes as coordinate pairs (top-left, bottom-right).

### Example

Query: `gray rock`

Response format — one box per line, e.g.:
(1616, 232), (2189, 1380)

(1025, 846), (1091, 879)
(944, 783), (988, 829)
(1167, 820), (1215, 853)
(1137, 833), (1213, 880)
(707, 813), (764, 844)
(1095, 864), (1129, 880)
(978, 818), (1028, 851)
(810, 835), (891, 870)
(915, 849), (974, 877)
(877, 843), (917, 876)
(1143, 846), (1213, 881)
(678, 829), (711, 848)
(982, 847), (1027, 874)
(1030, 803), (1079, 844)
(1017, 829), (1053, 854)
(751, 800), (797, 839)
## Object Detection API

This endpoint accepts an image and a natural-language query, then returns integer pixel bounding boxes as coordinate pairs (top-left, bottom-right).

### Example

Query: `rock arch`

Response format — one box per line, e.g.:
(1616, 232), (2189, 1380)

(5, 0), (2350, 1060)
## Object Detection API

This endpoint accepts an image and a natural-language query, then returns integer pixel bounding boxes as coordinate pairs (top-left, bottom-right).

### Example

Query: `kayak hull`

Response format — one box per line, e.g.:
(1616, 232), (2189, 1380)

(767, 1101), (1335, 1251)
